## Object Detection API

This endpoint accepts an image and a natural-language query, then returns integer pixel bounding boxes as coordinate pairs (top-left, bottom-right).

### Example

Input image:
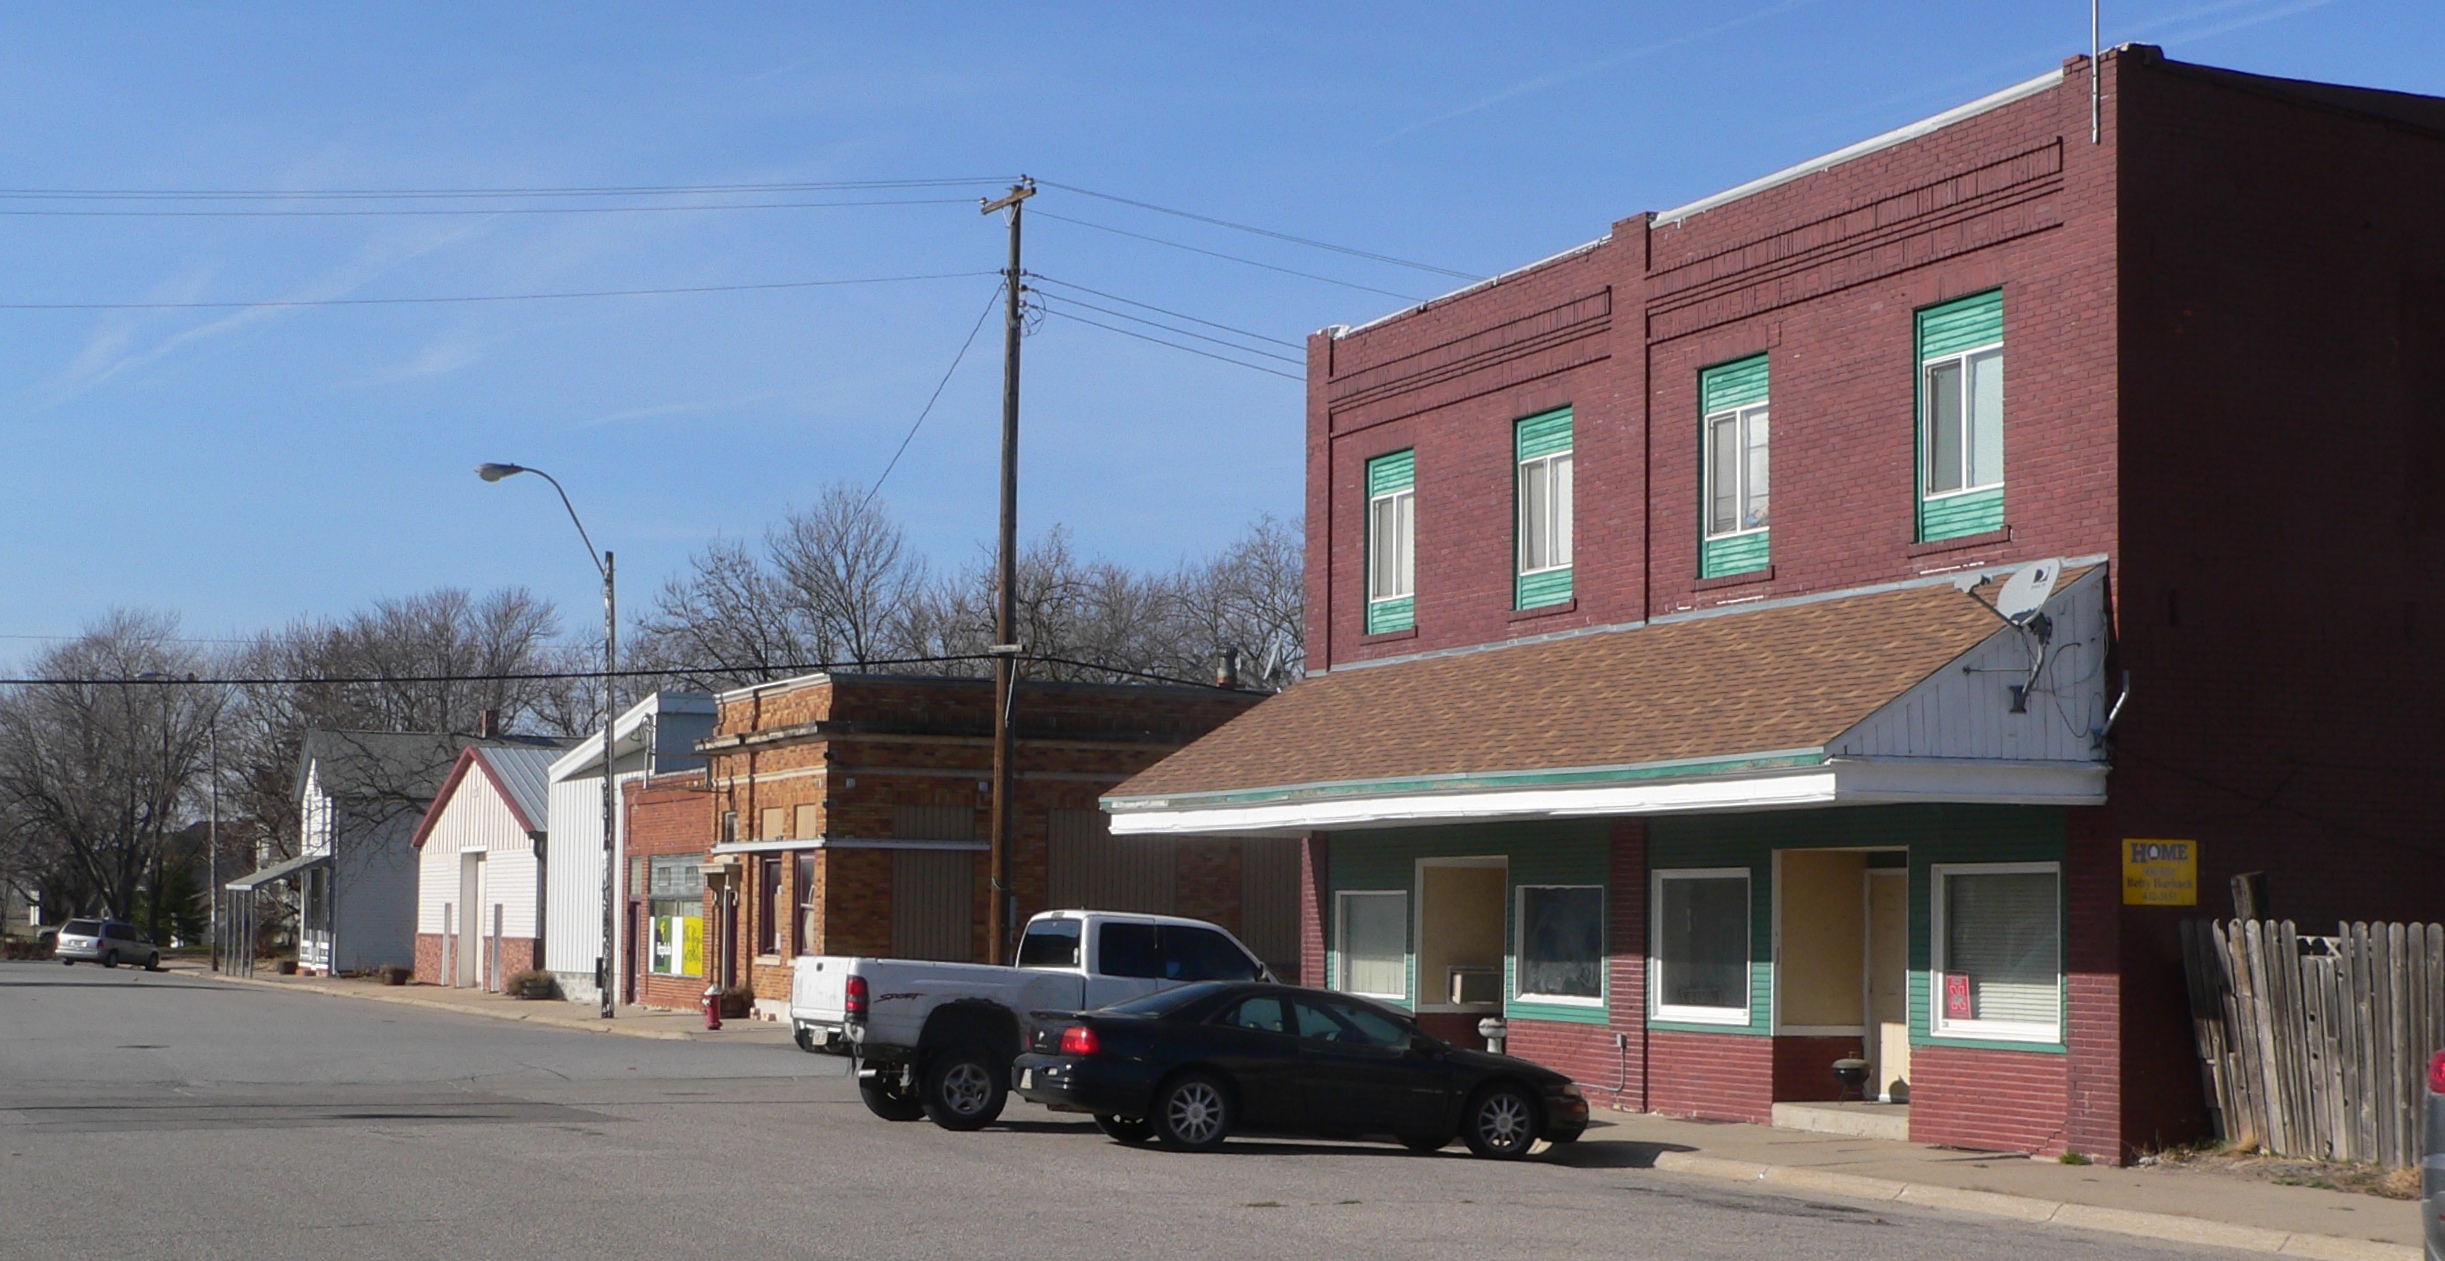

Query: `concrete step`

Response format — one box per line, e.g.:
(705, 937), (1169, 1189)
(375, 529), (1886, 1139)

(1770, 1100), (1910, 1141)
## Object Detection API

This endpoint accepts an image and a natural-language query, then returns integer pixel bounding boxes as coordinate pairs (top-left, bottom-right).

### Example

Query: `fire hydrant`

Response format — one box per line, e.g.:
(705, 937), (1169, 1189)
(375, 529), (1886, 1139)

(702, 984), (723, 1031)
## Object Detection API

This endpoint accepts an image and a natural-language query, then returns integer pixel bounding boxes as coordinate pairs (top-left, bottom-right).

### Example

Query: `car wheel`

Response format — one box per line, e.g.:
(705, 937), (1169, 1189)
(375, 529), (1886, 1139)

(1152, 1072), (1232, 1152)
(857, 1070), (927, 1122)
(1094, 1114), (1154, 1145)
(101, 951), (118, 969)
(920, 1047), (1008, 1131)
(1398, 1132), (1450, 1153)
(60, 959), (72, 967)
(146, 953), (161, 971)
(1461, 1083), (1540, 1159)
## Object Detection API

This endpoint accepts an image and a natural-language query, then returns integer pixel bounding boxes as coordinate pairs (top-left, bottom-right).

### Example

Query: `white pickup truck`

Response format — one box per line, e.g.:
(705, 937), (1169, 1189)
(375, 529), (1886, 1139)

(791, 908), (1270, 1130)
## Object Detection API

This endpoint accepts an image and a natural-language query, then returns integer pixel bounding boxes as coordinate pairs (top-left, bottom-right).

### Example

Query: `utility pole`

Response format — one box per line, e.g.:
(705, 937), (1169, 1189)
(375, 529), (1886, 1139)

(980, 177), (1034, 966)
(599, 549), (617, 1018)
(207, 721), (218, 973)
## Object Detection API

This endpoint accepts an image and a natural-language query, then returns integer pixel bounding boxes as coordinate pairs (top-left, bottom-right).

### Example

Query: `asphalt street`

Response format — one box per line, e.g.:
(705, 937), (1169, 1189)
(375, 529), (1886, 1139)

(0, 962), (2257, 1261)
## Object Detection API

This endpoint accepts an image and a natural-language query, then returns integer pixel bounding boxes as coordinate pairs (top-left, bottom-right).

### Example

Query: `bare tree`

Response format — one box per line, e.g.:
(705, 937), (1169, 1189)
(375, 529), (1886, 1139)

(0, 610), (221, 924)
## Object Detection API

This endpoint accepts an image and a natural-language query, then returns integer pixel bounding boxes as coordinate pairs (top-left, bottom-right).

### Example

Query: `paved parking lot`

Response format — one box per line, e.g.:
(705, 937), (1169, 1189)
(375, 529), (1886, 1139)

(0, 963), (2255, 1260)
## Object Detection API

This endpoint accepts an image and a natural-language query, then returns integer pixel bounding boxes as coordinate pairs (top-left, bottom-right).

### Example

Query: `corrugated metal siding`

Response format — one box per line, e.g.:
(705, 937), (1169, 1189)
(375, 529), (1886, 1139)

(1515, 408), (1573, 459)
(417, 769), (540, 938)
(474, 746), (559, 828)
(1366, 448), (1415, 495)
(544, 778), (601, 977)
(1701, 354), (1770, 413)
(891, 849), (975, 961)
(1237, 837), (1302, 975)
(1048, 808), (1175, 914)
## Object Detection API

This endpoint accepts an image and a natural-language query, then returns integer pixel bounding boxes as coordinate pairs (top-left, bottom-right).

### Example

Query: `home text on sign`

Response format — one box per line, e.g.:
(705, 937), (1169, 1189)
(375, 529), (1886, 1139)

(2122, 839), (2197, 906)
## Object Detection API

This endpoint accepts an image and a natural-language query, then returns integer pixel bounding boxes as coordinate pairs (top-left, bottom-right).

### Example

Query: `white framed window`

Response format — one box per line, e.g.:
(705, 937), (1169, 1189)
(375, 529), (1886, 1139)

(1651, 868), (1751, 1024)
(1515, 884), (1603, 1005)
(1517, 450), (1573, 573)
(1923, 345), (2003, 498)
(1704, 402), (1770, 536)
(1930, 861), (2061, 1043)
(1336, 890), (1409, 1001)
(1368, 487), (1414, 603)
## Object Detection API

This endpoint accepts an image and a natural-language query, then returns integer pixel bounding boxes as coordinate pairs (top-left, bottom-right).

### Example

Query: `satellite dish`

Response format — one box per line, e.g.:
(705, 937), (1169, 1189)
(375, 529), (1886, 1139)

(1995, 558), (2063, 625)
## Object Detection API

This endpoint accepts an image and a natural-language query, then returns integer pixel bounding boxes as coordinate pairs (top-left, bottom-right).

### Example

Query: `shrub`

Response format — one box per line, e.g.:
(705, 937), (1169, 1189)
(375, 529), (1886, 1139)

(376, 964), (413, 986)
(507, 969), (556, 1000)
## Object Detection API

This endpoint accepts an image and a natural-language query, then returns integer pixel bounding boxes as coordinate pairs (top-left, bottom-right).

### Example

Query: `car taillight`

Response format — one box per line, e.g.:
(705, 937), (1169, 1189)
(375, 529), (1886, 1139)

(2428, 1049), (2445, 1096)
(1059, 1025), (1100, 1056)
(844, 975), (868, 1019)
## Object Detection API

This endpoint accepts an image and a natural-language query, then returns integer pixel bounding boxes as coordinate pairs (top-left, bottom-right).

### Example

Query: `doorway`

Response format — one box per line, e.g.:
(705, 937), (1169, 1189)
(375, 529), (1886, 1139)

(456, 852), (486, 988)
(1865, 869), (1910, 1102)
(1414, 857), (1506, 1045)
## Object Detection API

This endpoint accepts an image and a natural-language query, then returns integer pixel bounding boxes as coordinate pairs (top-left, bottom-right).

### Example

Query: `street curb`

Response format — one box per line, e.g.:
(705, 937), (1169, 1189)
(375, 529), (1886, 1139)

(192, 969), (718, 1042)
(1645, 1151), (2418, 1260)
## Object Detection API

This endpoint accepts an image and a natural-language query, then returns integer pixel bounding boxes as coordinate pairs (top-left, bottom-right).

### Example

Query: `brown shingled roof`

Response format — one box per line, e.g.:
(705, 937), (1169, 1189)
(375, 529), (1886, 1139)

(1109, 578), (2024, 802)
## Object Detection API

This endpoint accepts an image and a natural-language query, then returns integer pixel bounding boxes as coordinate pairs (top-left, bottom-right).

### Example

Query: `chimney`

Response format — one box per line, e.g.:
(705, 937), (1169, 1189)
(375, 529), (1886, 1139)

(1215, 648), (1241, 690)
(478, 708), (501, 740)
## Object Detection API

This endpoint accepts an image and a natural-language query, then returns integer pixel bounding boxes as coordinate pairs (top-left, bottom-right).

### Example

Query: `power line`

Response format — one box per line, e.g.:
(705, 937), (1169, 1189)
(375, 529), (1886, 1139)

(1037, 180), (1479, 280)
(0, 177), (1015, 201)
(863, 279), (1007, 508)
(1037, 305), (1303, 381)
(0, 271), (998, 312)
(0, 197), (978, 218)
(1033, 210), (1426, 303)
(1025, 274), (1304, 349)
(1034, 294), (1301, 365)
(0, 651), (1232, 691)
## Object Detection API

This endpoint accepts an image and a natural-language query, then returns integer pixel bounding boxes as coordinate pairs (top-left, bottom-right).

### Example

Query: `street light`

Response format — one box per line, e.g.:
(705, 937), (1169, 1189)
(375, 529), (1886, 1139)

(478, 462), (619, 1020)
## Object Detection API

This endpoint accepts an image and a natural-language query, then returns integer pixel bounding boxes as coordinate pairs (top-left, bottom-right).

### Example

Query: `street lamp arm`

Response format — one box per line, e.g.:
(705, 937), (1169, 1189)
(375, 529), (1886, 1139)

(476, 462), (604, 578)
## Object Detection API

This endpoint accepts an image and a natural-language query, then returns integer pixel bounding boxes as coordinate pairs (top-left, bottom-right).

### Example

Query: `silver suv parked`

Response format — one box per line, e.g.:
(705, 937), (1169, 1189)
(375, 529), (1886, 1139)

(56, 919), (160, 971)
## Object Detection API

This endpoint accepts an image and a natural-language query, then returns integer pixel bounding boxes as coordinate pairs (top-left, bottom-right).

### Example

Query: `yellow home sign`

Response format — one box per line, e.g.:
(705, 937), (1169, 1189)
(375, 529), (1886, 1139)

(2123, 839), (2198, 906)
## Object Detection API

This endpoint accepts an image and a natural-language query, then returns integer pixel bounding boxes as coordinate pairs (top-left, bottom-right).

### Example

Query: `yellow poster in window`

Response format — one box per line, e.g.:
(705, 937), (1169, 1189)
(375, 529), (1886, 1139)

(682, 916), (704, 977)
(2122, 840), (2197, 906)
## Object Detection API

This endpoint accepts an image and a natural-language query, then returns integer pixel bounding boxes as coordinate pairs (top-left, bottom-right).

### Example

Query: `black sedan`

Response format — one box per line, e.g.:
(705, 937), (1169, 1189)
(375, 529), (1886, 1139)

(1012, 981), (1588, 1158)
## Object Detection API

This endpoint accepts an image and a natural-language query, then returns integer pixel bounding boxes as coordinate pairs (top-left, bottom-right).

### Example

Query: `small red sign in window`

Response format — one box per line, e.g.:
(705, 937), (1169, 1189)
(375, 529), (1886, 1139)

(1942, 972), (1973, 1021)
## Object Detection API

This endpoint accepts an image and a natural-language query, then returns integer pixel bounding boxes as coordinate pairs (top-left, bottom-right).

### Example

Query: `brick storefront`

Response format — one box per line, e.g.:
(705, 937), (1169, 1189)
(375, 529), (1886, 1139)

(622, 771), (712, 1012)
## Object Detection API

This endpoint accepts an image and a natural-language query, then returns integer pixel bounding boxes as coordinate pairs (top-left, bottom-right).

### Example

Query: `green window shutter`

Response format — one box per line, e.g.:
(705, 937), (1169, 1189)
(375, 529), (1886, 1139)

(1515, 408), (1573, 460)
(1699, 354), (1769, 414)
(1700, 532), (1770, 578)
(1516, 567), (1572, 609)
(1917, 290), (2003, 360)
(1367, 449), (1415, 496)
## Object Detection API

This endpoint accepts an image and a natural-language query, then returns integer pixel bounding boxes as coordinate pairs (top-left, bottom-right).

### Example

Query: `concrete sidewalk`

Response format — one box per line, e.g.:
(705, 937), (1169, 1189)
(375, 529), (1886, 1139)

(183, 963), (796, 1046)
(1565, 1110), (2422, 1259)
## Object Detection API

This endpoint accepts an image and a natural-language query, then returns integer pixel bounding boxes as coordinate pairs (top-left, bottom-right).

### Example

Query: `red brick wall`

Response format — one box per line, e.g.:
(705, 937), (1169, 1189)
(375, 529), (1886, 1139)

(412, 931), (536, 990)
(1298, 833), (1328, 989)
(1606, 819), (1648, 1112)
(1772, 1035), (1869, 1103)
(1910, 1043), (2072, 1155)
(1648, 1030), (1775, 1124)
(1505, 1019), (1627, 1097)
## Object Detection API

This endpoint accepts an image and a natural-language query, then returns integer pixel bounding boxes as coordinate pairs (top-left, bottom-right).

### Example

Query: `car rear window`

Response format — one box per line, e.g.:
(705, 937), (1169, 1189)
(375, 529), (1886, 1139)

(1016, 918), (1081, 970)
(63, 920), (101, 936)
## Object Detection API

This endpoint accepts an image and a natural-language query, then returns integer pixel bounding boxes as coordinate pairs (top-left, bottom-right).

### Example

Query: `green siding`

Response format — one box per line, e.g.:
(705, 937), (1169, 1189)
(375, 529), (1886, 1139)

(1916, 290), (2003, 359)
(1326, 822), (1612, 1026)
(1515, 408), (1573, 460)
(1647, 805), (2065, 1042)
(1366, 595), (1414, 635)
(1919, 486), (2005, 541)
(1516, 566), (1572, 609)
(1367, 448), (1415, 495)
(1700, 354), (1769, 413)
(1700, 531), (1770, 578)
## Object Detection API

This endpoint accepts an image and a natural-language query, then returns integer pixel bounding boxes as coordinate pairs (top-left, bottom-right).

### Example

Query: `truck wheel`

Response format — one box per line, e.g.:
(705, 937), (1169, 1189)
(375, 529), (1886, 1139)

(858, 1071), (926, 1122)
(1152, 1072), (1232, 1151)
(1093, 1114), (1154, 1145)
(920, 1047), (1008, 1131)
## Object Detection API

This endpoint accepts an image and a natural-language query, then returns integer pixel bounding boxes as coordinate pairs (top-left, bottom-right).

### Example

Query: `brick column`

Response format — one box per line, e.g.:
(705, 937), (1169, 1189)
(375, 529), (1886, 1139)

(1298, 833), (1328, 989)
(2065, 806), (2123, 1160)
(1606, 818), (1649, 1111)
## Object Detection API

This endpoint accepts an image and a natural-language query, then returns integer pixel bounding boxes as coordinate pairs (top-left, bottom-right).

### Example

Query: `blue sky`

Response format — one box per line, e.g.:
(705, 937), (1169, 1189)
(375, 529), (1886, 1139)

(0, 1), (2435, 661)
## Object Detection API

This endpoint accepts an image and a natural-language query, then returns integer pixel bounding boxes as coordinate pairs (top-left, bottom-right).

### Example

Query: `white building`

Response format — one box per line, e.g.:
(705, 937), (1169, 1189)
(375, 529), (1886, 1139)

(542, 692), (714, 1004)
(411, 742), (571, 989)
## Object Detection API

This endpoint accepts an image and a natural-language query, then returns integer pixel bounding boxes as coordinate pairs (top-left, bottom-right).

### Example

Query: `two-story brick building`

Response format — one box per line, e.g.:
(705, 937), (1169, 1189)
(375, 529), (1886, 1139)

(695, 671), (1302, 1020)
(1104, 47), (2445, 1161)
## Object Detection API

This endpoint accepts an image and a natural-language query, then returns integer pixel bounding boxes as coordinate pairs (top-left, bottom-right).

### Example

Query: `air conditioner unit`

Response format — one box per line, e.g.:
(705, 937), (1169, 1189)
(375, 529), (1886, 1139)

(1448, 967), (1501, 1006)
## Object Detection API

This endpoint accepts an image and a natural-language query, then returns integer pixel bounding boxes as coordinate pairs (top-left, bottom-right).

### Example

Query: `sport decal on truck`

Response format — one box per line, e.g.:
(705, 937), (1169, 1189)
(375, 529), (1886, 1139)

(874, 992), (923, 1004)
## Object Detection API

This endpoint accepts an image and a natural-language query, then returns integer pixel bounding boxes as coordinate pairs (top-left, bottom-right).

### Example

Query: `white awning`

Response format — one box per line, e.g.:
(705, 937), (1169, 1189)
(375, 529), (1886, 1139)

(226, 852), (329, 892)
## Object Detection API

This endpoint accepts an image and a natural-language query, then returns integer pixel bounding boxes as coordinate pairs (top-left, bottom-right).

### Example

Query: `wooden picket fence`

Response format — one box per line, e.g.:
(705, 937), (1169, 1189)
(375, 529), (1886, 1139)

(2179, 919), (2444, 1168)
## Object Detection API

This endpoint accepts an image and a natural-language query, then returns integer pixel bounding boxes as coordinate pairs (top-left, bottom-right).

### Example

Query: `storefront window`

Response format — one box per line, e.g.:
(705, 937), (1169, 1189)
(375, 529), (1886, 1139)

(1932, 863), (2060, 1042)
(1516, 885), (1603, 1003)
(1336, 891), (1408, 1000)
(646, 857), (704, 978)
(1652, 869), (1750, 1023)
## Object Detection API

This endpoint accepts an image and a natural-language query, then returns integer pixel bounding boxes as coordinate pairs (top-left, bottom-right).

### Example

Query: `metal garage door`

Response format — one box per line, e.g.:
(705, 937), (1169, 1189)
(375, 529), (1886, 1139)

(1047, 808), (1175, 915)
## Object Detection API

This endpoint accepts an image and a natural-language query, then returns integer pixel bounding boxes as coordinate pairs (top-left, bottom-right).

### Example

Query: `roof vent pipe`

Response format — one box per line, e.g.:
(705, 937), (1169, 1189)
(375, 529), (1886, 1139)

(479, 708), (501, 740)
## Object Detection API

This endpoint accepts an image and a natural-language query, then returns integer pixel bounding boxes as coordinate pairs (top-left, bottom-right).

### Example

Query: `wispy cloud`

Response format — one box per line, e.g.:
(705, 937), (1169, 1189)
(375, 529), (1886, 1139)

(1386, 0), (1824, 140)
(2127, 0), (2341, 47)
(34, 222), (488, 407)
